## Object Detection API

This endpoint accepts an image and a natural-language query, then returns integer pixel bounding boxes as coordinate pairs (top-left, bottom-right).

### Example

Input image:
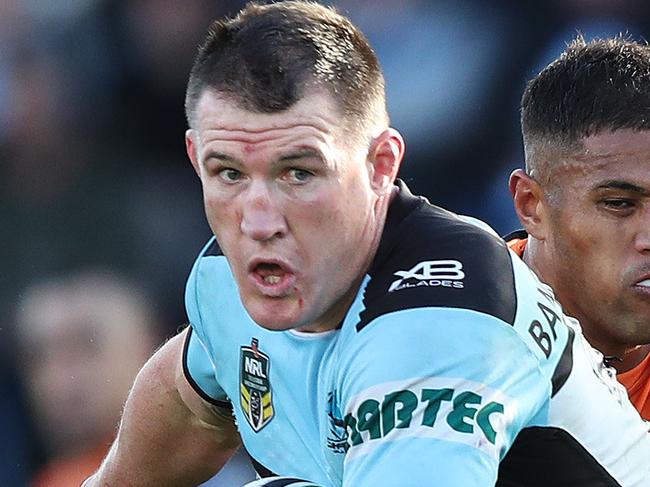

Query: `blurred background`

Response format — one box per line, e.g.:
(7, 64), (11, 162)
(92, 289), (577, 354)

(2, 0), (649, 485)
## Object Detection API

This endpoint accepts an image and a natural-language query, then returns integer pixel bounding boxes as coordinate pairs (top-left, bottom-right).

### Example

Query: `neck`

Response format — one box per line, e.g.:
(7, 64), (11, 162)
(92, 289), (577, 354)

(521, 239), (546, 286)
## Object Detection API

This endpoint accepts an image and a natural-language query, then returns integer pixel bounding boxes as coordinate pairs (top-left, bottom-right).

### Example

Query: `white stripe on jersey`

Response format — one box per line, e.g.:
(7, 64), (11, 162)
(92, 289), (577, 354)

(344, 376), (517, 463)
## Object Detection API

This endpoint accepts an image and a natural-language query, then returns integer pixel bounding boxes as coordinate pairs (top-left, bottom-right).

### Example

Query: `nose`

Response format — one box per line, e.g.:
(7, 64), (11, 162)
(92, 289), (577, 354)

(240, 181), (288, 242)
(634, 209), (650, 253)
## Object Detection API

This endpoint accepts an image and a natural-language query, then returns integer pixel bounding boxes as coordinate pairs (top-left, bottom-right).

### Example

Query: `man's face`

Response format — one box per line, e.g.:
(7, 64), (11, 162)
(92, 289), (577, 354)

(187, 90), (388, 332)
(541, 129), (650, 352)
(20, 287), (154, 455)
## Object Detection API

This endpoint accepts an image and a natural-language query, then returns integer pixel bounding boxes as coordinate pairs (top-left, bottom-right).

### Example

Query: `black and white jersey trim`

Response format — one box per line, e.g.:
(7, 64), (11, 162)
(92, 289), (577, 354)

(357, 180), (517, 331)
(182, 327), (232, 410)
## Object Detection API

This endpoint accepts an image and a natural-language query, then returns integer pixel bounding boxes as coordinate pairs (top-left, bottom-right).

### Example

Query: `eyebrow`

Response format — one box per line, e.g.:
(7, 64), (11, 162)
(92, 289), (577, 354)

(202, 148), (325, 167)
(595, 180), (650, 196)
(204, 151), (237, 163)
(278, 148), (323, 162)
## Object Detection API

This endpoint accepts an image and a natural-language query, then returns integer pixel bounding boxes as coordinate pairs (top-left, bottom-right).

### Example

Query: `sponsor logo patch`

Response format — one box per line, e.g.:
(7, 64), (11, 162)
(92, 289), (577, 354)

(388, 260), (465, 292)
(240, 338), (274, 432)
(343, 377), (512, 462)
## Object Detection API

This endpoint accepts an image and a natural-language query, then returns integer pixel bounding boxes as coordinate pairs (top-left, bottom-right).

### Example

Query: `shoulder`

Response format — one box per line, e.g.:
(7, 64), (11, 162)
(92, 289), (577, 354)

(337, 186), (573, 396)
(185, 237), (237, 330)
(186, 237), (229, 288)
(358, 193), (517, 332)
(356, 188), (567, 371)
(336, 306), (549, 471)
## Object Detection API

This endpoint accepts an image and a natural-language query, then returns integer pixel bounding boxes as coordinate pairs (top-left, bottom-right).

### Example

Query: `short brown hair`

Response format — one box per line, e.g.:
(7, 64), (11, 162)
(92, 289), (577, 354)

(185, 1), (388, 134)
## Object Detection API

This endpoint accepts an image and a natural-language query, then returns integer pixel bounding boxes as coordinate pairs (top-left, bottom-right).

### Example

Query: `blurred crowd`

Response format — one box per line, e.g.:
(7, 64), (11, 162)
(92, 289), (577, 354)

(2, 0), (650, 485)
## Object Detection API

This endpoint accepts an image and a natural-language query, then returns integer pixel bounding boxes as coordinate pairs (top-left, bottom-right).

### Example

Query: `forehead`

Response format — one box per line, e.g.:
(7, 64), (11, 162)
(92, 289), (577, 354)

(580, 130), (650, 159)
(194, 89), (344, 143)
(557, 129), (650, 186)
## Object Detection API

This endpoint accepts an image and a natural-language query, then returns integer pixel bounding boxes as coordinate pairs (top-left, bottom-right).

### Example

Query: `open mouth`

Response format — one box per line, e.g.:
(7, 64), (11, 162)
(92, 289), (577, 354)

(255, 262), (287, 285)
(248, 260), (296, 297)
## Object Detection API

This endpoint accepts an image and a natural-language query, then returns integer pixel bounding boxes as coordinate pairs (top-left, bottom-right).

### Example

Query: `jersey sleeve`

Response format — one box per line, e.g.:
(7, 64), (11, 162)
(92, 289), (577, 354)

(182, 239), (230, 408)
(337, 307), (550, 487)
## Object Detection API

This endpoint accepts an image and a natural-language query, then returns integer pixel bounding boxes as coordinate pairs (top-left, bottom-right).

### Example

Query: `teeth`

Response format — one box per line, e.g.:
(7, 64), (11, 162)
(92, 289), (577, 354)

(264, 275), (281, 285)
(638, 279), (650, 287)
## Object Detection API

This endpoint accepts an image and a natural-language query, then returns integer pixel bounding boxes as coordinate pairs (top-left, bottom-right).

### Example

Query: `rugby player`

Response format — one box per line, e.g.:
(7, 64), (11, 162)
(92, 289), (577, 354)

(85, 3), (650, 486)
(508, 36), (650, 420)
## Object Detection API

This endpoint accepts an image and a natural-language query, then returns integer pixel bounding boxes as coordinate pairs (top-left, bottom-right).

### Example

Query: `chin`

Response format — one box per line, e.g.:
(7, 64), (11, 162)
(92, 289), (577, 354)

(253, 318), (300, 332)
(247, 304), (302, 331)
(244, 298), (305, 331)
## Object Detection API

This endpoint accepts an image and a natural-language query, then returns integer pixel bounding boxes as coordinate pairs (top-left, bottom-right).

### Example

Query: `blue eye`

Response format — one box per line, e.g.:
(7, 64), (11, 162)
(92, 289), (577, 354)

(219, 168), (242, 182)
(287, 168), (313, 183)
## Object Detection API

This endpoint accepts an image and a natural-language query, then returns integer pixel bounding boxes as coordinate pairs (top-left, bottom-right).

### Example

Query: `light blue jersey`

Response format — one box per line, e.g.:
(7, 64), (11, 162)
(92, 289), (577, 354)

(184, 181), (650, 486)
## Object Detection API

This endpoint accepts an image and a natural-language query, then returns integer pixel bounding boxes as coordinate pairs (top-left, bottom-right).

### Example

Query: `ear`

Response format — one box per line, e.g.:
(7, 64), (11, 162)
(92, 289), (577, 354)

(185, 129), (201, 178)
(509, 169), (549, 240)
(367, 128), (405, 194)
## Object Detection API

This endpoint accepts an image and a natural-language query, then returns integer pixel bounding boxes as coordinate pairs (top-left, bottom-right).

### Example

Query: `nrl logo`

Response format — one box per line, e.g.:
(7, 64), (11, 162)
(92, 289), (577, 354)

(240, 338), (274, 432)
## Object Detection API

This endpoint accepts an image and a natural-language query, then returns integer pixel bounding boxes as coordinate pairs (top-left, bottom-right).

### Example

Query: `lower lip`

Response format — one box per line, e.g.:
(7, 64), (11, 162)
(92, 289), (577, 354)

(250, 272), (297, 297)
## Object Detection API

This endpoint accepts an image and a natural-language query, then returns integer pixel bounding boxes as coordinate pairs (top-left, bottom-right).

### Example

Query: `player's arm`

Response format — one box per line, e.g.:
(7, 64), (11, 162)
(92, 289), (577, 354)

(338, 308), (548, 487)
(84, 327), (241, 487)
